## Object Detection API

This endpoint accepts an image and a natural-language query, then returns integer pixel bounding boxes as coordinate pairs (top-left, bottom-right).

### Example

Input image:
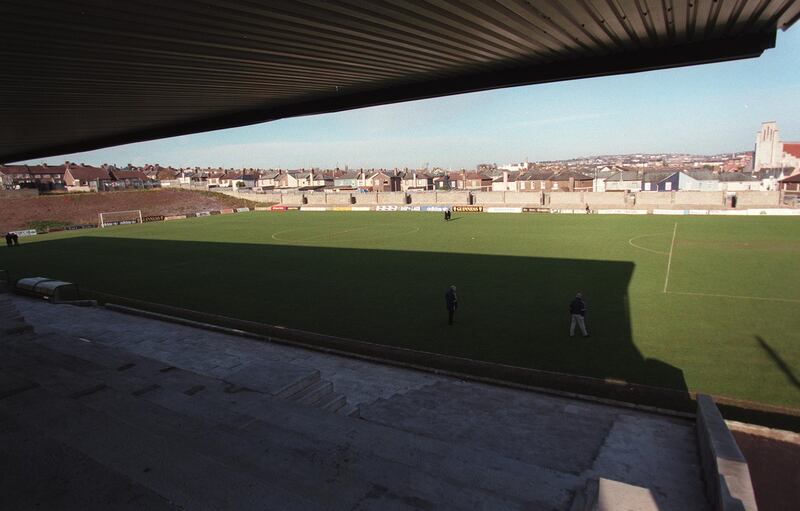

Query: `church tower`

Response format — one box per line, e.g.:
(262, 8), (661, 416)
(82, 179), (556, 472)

(754, 121), (783, 171)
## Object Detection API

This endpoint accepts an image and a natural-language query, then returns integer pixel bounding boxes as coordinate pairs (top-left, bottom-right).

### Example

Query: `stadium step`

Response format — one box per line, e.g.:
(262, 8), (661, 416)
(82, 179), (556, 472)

(0, 410), (181, 511)
(0, 296), (34, 336)
(30, 329), (359, 417)
(0, 345), (536, 510)
(0, 377), (316, 511)
(0, 332), (577, 509)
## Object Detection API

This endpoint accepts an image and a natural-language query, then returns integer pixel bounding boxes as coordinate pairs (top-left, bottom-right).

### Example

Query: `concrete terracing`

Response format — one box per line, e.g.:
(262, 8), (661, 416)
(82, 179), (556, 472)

(1, 294), (711, 510)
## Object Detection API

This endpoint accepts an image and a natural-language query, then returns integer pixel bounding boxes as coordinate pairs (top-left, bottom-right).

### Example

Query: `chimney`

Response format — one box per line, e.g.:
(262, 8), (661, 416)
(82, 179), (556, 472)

(503, 170), (508, 190)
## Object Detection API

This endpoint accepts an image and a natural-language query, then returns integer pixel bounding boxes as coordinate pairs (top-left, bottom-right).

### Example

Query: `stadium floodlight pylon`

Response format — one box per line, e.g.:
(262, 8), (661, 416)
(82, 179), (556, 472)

(99, 210), (142, 228)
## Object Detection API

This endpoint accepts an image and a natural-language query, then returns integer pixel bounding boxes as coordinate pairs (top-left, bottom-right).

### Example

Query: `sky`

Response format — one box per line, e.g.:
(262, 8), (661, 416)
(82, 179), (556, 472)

(22, 27), (800, 170)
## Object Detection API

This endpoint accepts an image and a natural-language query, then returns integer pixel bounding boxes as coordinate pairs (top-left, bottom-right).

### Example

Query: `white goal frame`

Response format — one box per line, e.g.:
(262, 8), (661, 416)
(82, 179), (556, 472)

(99, 210), (143, 228)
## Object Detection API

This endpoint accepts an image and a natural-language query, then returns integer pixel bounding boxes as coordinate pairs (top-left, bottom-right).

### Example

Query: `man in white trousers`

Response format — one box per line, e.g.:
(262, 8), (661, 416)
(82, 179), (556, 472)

(569, 292), (589, 337)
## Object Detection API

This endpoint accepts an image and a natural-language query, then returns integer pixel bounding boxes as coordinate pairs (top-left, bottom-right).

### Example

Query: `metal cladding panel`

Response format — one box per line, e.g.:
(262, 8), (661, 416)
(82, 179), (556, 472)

(1, 0), (798, 163)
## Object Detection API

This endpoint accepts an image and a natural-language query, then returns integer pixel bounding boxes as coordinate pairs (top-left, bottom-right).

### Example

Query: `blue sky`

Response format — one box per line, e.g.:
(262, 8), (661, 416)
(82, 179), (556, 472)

(24, 28), (800, 169)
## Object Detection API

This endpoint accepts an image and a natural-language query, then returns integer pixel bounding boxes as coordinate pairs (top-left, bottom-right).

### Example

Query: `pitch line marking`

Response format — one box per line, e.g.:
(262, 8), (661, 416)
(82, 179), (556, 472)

(666, 290), (800, 304)
(663, 222), (678, 293)
(627, 233), (671, 255)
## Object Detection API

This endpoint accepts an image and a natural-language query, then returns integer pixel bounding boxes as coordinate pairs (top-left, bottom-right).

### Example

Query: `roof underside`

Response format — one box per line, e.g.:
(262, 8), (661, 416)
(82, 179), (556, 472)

(2, 0), (799, 163)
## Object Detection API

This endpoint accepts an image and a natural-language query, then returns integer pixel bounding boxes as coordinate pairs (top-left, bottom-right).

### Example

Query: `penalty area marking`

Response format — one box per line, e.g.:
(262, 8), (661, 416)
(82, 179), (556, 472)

(663, 222), (678, 293)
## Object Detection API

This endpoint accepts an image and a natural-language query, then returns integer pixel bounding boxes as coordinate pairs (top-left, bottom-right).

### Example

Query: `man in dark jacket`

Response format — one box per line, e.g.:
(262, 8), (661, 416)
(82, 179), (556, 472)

(11, 233), (19, 246)
(445, 285), (458, 325)
(4, 232), (12, 247)
(569, 292), (589, 337)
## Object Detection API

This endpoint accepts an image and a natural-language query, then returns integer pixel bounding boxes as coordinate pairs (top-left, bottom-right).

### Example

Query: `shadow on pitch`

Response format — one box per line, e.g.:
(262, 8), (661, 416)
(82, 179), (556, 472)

(756, 336), (800, 391)
(0, 235), (687, 393)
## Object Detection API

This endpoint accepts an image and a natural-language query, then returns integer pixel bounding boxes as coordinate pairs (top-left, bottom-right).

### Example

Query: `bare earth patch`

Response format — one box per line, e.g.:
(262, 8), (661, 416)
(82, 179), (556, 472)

(0, 189), (262, 232)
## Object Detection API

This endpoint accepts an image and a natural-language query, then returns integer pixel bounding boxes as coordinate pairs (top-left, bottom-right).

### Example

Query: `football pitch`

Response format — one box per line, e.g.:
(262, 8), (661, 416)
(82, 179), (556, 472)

(3, 211), (799, 409)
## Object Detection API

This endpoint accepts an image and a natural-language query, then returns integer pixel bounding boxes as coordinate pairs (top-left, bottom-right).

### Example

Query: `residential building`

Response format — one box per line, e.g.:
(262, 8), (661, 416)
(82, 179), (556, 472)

(779, 173), (800, 193)
(715, 172), (760, 191)
(448, 172), (492, 191)
(109, 169), (149, 189)
(400, 171), (433, 191)
(602, 170), (642, 192)
(517, 170), (553, 192)
(491, 171), (518, 191)
(366, 171), (392, 192)
(641, 171), (679, 192)
(680, 170), (720, 191)
(550, 171), (593, 192)
(334, 171), (359, 189)
(754, 168), (793, 191)
(0, 165), (33, 188)
(64, 164), (110, 190)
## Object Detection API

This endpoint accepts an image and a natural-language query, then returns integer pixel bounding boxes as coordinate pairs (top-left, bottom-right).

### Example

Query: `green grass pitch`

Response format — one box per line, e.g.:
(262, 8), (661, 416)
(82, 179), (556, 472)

(2, 211), (799, 409)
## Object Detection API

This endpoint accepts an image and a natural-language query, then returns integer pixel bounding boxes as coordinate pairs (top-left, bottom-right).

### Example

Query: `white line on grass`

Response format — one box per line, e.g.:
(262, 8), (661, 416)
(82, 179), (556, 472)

(627, 233), (671, 255)
(663, 222), (678, 293)
(667, 290), (800, 304)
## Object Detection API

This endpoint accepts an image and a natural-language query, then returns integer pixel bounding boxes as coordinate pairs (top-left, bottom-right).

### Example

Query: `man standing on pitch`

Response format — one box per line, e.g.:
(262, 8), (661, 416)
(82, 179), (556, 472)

(445, 285), (458, 325)
(569, 292), (589, 337)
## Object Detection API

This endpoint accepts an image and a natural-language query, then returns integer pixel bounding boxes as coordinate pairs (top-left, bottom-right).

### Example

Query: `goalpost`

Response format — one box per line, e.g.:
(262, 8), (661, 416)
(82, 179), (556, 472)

(99, 210), (143, 228)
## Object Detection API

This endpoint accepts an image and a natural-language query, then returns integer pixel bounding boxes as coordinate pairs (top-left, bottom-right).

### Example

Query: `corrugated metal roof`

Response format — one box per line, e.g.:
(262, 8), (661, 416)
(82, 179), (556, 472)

(2, 0), (799, 163)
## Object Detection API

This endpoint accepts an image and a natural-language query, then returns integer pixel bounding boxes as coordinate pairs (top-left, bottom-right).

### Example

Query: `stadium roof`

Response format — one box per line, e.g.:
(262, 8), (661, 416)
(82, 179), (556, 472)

(2, 0), (799, 164)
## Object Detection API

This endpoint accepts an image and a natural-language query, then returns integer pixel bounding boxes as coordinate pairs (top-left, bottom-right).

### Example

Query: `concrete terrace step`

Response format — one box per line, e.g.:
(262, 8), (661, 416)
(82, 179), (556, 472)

(0, 382), (316, 511)
(0, 344), (532, 510)
(0, 297), (34, 336)
(1, 332), (580, 509)
(359, 380), (620, 475)
(0, 411), (181, 511)
(36, 330), (358, 415)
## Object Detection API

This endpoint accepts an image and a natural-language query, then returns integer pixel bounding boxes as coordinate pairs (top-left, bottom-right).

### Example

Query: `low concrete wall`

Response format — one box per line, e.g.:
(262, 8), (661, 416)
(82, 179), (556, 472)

(435, 191), (469, 204)
(211, 189), (275, 203)
(354, 192), (378, 205)
(325, 193), (352, 205)
(472, 191), (505, 204)
(736, 191), (780, 207)
(548, 192), (584, 205)
(503, 192), (542, 205)
(377, 192), (407, 204)
(635, 192), (673, 206)
(408, 192), (437, 205)
(696, 394), (758, 511)
(675, 191), (724, 206)
(582, 192), (626, 206)
(305, 193), (327, 205)
(280, 194), (304, 206)
(261, 193), (283, 204)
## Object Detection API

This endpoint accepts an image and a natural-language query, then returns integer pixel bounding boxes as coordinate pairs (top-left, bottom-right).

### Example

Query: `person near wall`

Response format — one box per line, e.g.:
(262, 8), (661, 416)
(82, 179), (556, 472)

(11, 233), (19, 246)
(569, 292), (589, 337)
(5, 232), (13, 247)
(445, 285), (458, 325)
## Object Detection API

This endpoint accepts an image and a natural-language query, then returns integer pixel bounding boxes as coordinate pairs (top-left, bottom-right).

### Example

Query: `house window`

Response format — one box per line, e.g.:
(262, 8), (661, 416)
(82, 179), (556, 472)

(644, 183), (651, 191)
(665, 182), (672, 191)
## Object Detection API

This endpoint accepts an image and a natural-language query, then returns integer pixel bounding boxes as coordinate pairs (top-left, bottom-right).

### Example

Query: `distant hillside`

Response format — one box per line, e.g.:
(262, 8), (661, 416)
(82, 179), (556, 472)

(0, 189), (264, 232)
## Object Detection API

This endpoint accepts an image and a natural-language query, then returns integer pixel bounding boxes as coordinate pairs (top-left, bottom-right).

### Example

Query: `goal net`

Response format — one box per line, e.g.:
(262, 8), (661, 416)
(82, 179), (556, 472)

(99, 210), (142, 228)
